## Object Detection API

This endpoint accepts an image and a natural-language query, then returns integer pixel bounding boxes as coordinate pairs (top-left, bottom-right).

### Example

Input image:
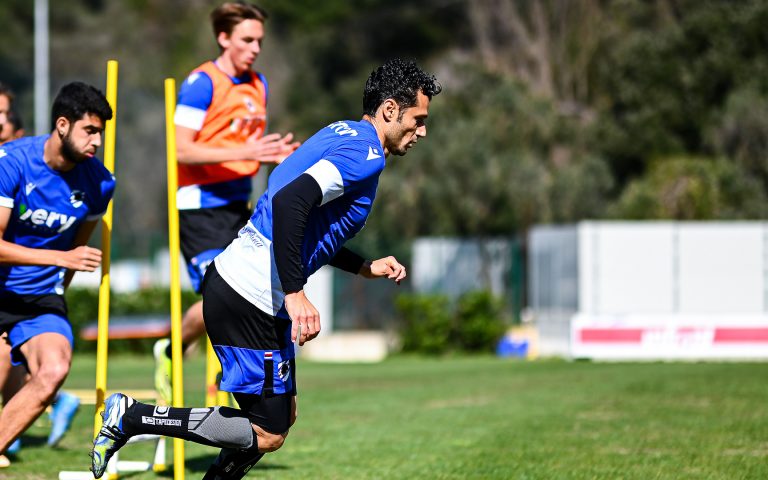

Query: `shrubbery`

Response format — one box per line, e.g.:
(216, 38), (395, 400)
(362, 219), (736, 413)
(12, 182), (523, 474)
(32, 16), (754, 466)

(395, 294), (453, 354)
(66, 288), (508, 356)
(66, 287), (199, 353)
(396, 290), (508, 355)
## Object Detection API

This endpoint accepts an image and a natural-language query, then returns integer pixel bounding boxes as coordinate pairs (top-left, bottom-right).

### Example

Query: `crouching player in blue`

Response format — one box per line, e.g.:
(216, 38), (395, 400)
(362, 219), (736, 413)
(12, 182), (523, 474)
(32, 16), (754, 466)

(0, 82), (115, 460)
(90, 58), (441, 479)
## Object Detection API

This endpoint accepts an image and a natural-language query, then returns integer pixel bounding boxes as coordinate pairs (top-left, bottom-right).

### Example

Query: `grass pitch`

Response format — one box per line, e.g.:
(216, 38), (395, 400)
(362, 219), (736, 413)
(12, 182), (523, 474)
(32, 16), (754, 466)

(0, 355), (765, 479)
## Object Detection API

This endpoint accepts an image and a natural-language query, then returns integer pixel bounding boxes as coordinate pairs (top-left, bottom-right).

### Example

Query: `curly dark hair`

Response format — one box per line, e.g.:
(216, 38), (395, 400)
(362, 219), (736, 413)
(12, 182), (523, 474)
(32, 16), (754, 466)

(362, 58), (442, 117)
(50, 82), (112, 131)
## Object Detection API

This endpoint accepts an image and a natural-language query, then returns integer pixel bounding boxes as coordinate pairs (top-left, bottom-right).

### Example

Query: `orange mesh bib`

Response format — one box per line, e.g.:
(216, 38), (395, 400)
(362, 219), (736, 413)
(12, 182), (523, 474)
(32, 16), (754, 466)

(177, 61), (268, 187)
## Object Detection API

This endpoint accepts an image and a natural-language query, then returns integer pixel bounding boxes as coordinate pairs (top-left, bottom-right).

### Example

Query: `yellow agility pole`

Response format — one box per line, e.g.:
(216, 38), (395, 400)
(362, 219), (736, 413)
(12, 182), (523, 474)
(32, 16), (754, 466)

(93, 59), (118, 438)
(205, 338), (218, 407)
(205, 338), (229, 407)
(164, 78), (186, 480)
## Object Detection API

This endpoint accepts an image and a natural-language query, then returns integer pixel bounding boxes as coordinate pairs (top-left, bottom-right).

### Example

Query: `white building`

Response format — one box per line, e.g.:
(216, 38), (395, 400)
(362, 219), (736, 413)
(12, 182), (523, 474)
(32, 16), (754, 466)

(529, 221), (768, 360)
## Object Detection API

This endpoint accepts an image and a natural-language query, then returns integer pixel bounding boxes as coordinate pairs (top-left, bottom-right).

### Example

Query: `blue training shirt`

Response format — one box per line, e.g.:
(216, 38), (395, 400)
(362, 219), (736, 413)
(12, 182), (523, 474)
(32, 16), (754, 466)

(0, 136), (116, 295)
(215, 119), (385, 318)
(174, 68), (269, 210)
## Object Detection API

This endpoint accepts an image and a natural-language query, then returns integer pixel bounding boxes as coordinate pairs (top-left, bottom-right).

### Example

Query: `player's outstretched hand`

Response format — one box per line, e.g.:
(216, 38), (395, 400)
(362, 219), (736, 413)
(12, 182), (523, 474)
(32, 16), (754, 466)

(275, 132), (301, 164)
(284, 290), (320, 346)
(246, 132), (300, 164)
(363, 256), (407, 284)
(60, 246), (102, 272)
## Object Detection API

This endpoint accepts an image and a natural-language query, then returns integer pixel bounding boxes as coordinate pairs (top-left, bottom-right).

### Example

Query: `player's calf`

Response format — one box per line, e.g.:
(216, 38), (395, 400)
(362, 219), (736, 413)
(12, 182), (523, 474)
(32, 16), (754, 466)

(117, 400), (256, 450)
(202, 445), (264, 480)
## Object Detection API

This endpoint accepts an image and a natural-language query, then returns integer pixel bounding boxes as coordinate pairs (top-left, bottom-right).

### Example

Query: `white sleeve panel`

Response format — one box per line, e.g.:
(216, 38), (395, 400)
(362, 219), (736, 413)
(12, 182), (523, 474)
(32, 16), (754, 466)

(176, 185), (202, 210)
(305, 159), (344, 205)
(0, 196), (13, 208)
(174, 105), (207, 131)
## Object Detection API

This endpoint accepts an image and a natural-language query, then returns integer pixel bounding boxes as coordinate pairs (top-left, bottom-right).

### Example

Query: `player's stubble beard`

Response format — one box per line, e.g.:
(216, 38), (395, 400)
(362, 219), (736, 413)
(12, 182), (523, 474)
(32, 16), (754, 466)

(388, 119), (412, 157)
(59, 127), (90, 164)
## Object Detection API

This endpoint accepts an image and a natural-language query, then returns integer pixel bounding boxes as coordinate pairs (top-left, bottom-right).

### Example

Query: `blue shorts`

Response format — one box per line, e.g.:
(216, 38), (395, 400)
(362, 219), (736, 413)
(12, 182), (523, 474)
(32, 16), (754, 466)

(6, 313), (74, 366)
(202, 263), (296, 396)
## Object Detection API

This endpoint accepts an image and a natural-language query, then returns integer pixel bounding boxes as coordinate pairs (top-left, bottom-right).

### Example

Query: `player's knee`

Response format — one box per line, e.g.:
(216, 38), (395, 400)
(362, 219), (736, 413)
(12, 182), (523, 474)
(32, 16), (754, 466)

(257, 430), (286, 453)
(35, 361), (69, 395)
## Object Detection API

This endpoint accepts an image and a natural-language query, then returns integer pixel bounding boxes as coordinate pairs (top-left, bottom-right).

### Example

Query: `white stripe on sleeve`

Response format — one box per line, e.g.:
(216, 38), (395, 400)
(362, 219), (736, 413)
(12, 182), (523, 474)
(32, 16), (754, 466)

(174, 105), (207, 131)
(176, 185), (202, 210)
(305, 159), (344, 205)
(0, 196), (13, 208)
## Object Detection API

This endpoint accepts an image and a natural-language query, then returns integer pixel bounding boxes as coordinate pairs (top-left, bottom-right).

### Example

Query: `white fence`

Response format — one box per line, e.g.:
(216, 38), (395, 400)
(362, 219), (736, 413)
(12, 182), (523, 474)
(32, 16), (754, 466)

(529, 221), (768, 359)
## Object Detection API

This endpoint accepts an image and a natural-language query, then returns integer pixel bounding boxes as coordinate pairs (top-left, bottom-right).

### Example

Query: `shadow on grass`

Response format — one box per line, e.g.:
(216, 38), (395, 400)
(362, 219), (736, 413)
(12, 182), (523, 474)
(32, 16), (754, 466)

(12, 434), (48, 448)
(150, 453), (290, 477)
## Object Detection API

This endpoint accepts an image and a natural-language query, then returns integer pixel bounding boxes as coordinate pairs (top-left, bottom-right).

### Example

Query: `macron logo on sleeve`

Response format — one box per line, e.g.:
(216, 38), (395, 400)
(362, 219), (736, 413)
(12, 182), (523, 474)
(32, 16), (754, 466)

(366, 146), (381, 161)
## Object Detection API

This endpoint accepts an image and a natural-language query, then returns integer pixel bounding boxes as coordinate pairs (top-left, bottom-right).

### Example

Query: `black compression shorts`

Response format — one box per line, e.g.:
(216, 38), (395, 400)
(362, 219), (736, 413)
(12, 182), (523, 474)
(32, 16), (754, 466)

(178, 201), (251, 261)
(178, 201), (251, 293)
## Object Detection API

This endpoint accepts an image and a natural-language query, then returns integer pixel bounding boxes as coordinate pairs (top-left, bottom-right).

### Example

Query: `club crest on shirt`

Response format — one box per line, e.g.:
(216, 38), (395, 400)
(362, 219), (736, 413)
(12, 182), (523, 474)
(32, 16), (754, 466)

(70, 190), (85, 208)
(278, 360), (291, 383)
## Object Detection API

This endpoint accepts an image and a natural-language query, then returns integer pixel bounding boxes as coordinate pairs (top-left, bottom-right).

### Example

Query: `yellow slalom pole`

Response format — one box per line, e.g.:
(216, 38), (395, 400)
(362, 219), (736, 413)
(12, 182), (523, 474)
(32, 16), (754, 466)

(205, 338), (218, 407)
(93, 60), (118, 438)
(164, 78), (186, 480)
(205, 338), (228, 407)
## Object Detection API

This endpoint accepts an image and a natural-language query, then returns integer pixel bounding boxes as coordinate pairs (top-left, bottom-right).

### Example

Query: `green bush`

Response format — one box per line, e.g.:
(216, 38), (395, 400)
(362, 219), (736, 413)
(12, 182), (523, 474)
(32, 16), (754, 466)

(395, 293), (453, 354)
(454, 291), (507, 352)
(65, 287), (199, 354)
(395, 290), (508, 355)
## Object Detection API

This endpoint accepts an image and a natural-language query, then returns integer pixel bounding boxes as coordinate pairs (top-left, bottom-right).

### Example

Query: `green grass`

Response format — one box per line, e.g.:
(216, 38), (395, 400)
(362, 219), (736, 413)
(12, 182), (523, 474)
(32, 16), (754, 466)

(1, 355), (766, 479)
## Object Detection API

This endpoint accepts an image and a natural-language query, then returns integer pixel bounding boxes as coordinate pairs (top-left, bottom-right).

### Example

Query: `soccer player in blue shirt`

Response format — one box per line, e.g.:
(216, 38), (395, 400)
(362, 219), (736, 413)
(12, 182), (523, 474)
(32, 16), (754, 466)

(0, 82), (116, 459)
(0, 96), (86, 465)
(91, 58), (440, 479)
(152, 2), (299, 405)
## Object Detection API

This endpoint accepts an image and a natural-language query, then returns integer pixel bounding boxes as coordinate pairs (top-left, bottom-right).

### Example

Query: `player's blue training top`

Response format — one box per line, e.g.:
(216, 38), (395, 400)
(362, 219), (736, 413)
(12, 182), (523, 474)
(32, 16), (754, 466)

(0, 135), (116, 296)
(215, 119), (385, 318)
(174, 66), (269, 210)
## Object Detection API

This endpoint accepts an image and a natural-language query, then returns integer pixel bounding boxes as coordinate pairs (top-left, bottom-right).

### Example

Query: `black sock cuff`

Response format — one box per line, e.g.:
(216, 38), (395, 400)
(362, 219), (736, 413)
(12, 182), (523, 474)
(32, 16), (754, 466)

(164, 342), (190, 358)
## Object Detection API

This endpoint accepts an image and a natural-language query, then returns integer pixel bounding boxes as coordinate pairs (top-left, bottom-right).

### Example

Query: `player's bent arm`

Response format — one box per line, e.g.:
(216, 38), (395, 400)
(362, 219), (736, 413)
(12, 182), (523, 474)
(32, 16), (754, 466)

(329, 247), (366, 274)
(272, 174), (322, 294)
(272, 173), (324, 344)
(175, 126), (250, 164)
(175, 126), (298, 165)
(0, 207), (101, 270)
(63, 219), (100, 288)
(328, 249), (406, 284)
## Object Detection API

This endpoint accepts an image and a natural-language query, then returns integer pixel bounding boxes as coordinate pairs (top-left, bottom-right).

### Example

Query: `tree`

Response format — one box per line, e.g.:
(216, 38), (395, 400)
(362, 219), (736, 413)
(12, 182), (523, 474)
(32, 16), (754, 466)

(608, 156), (768, 220)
